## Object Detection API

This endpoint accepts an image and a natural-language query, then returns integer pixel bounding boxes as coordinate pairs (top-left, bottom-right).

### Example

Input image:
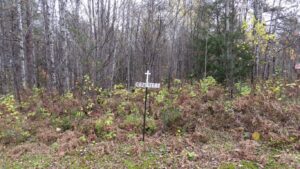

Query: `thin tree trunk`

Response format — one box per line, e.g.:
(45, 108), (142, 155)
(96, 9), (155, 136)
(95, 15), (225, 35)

(25, 0), (34, 88)
(50, 0), (57, 89)
(59, 0), (69, 92)
(204, 33), (208, 78)
(127, 0), (132, 89)
(110, 0), (117, 88)
(17, 0), (26, 89)
(0, 0), (4, 93)
(225, 0), (232, 96)
(43, 0), (56, 90)
(11, 6), (21, 104)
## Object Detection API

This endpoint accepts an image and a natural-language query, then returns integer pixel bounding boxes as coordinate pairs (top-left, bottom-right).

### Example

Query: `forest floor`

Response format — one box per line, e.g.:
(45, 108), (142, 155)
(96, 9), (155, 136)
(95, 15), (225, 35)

(0, 78), (300, 168)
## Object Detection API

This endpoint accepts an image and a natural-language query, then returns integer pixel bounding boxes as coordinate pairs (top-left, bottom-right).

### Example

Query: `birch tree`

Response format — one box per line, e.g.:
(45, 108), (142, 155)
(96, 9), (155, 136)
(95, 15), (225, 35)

(17, 0), (26, 89)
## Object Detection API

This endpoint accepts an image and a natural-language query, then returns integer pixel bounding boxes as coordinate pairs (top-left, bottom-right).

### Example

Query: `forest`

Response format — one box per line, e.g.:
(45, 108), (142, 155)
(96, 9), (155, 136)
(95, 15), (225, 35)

(0, 0), (300, 168)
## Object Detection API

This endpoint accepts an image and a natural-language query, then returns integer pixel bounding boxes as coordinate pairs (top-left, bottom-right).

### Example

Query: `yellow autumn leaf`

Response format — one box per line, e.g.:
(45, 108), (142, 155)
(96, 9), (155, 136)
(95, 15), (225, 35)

(252, 132), (261, 141)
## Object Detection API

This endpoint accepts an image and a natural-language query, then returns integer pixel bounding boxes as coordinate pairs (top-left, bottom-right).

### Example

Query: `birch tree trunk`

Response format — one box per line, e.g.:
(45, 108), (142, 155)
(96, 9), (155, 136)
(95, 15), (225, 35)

(253, 0), (263, 78)
(42, 0), (56, 90)
(17, 0), (26, 89)
(110, 0), (117, 88)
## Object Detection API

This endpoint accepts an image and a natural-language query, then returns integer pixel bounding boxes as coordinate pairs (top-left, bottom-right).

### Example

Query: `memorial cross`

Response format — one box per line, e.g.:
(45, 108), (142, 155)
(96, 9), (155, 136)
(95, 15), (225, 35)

(135, 70), (160, 141)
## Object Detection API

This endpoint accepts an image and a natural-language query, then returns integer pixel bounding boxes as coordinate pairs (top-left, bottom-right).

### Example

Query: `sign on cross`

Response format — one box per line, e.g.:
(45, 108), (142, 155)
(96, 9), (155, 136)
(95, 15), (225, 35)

(135, 70), (160, 89)
(135, 70), (160, 141)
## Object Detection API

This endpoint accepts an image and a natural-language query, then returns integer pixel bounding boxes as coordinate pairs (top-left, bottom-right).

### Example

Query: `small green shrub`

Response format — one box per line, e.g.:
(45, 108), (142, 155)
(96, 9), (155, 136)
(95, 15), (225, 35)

(186, 151), (197, 161)
(82, 75), (96, 95)
(51, 142), (59, 151)
(218, 162), (237, 169)
(155, 88), (168, 104)
(161, 107), (181, 128)
(51, 116), (72, 131)
(34, 106), (50, 119)
(0, 96), (30, 145)
(94, 115), (114, 138)
(174, 79), (182, 87)
(124, 114), (142, 128)
(114, 84), (125, 90)
(124, 153), (157, 169)
(122, 114), (157, 134)
(72, 111), (86, 119)
(0, 129), (30, 144)
(200, 76), (217, 93)
(117, 101), (130, 115)
(79, 135), (87, 143)
(103, 131), (116, 140)
(240, 161), (259, 169)
(0, 94), (18, 114)
(125, 114), (140, 124)
(63, 92), (74, 100)
(145, 117), (157, 134)
(235, 82), (251, 96)
(264, 79), (284, 99)
(94, 119), (105, 135)
(265, 157), (290, 169)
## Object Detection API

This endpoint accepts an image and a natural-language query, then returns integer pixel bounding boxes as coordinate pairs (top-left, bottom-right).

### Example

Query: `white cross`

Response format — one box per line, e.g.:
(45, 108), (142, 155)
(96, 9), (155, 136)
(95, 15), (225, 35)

(145, 70), (151, 85)
(135, 70), (160, 89)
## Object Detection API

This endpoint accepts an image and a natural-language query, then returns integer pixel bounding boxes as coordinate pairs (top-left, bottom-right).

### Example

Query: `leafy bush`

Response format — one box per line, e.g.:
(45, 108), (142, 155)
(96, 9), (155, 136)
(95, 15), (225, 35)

(200, 76), (217, 93)
(145, 117), (157, 134)
(173, 79), (182, 88)
(63, 92), (74, 100)
(161, 107), (181, 128)
(155, 88), (169, 104)
(0, 95), (30, 145)
(51, 116), (72, 131)
(122, 114), (157, 134)
(0, 129), (31, 145)
(263, 79), (284, 99)
(82, 75), (96, 95)
(94, 115), (114, 138)
(124, 114), (141, 127)
(72, 111), (86, 119)
(117, 101), (131, 116)
(0, 94), (18, 115)
(103, 131), (116, 140)
(235, 82), (251, 96)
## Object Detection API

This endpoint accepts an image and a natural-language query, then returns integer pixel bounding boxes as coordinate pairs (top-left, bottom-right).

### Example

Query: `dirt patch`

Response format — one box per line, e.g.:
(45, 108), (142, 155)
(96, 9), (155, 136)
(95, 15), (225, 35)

(57, 130), (83, 156)
(232, 140), (260, 161)
(36, 128), (59, 145)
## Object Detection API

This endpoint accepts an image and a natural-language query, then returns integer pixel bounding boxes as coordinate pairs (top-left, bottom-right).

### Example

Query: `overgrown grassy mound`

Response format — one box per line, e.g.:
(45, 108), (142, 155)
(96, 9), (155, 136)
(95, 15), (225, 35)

(0, 78), (299, 168)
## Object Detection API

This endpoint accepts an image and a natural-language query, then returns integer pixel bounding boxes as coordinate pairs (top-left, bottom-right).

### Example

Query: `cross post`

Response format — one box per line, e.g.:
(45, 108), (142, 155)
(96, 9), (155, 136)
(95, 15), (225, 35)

(135, 70), (160, 141)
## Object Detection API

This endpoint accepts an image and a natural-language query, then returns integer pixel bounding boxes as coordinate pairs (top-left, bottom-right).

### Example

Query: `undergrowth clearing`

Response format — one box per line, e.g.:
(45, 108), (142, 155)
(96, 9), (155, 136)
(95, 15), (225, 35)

(0, 78), (300, 168)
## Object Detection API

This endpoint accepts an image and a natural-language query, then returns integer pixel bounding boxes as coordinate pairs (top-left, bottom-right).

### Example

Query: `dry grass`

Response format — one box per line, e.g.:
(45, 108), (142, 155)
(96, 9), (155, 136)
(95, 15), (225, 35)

(0, 80), (300, 168)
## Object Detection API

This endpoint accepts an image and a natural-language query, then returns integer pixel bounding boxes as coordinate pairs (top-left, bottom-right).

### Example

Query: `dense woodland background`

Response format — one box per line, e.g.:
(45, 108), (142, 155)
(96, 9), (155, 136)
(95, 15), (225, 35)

(0, 0), (299, 95)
